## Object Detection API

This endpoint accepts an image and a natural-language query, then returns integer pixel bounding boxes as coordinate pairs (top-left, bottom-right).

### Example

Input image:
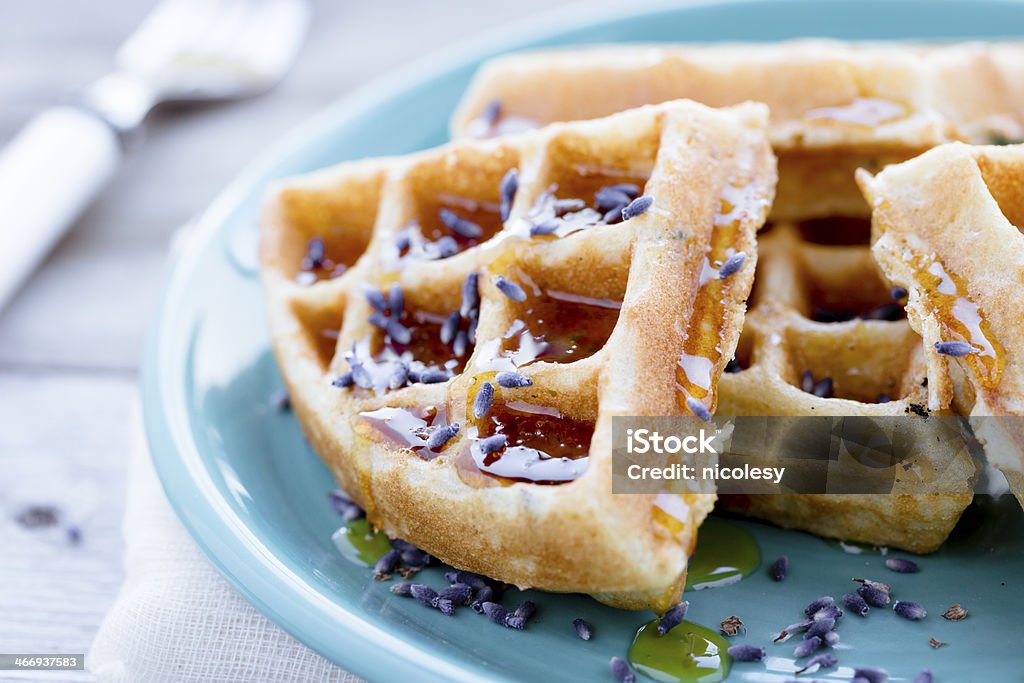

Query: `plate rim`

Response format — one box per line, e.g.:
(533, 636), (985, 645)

(141, 0), (1024, 680)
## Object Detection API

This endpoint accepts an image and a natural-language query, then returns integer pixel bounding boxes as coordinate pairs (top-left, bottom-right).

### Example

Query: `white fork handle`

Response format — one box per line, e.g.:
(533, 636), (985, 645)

(0, 106), (121, 312)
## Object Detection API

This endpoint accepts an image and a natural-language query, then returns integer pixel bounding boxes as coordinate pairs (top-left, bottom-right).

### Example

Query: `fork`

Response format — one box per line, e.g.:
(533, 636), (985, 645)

(0, 0), (310, 313)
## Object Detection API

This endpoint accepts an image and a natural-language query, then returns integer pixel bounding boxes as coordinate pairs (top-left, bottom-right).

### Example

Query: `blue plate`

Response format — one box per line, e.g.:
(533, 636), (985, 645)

(144, 1), (1024, 680)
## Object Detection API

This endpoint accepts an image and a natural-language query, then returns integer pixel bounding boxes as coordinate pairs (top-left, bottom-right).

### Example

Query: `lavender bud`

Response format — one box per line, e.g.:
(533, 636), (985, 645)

(610, 656), (637, 683)
(726, 644), (765, 662)
(530, 219), (560, 236)
(801, 370), (815, 393)
(885, 557), (920, 573)
(794, 636), (822, 658)
(686, 397), (712, 422)
(853, 667), (890, 683)
(823, 630), (840, 647)
(719, 252), (748, 279)
(473, 382), (495, 419)
(805, 617), (835, 639)
(332, 372), (354, 389)
(409, 583), (438, 608)
(621, 195), (653, 221)
(440, 310), (461, 344)
(418, 368), (450, 384)
(446, 570), (489, 590)
(813, 605), (843, 621)
(387, 284), (404, 316)
(494, 275), (527, 302)
(505, 615), (526, 629)
(453, 330), (469, 357)
(460, 272), (480, 318)
(482, 601), (508, 625)
(804, 596), (835, 617)
(476, 434), (507, 456)
(914, 670), (934, 683)
(770, 555), (789, 581)
(573, 618), (593, 641)
(893, 600), (927, 621)
(934, 340), (977, 357)
(513, 600), (537, 621)
(439, 583), (473, 606)
(401, 548), (431, 567)
(385, 319), (412, 346)
(439, 208), (483, 239)
(796, 653), (838, 675)
(496, 371), (533, 388)
(435, 598), (455, 616)
(858, 584), (891, 607)
(390, 582), (413, 596)
(362, 285), (388, 311)
(471, 585), (494, 613)
(499, 168), (518, 222)
(426, 423), (460, 450)
(843, 591), (870, 616)
(373, 549), (400, 578)
(657, 601), (689, 635)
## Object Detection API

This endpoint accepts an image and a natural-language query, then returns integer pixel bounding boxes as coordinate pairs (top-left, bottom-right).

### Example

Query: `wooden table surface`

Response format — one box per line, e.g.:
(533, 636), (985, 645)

(0, 1), (566, 679)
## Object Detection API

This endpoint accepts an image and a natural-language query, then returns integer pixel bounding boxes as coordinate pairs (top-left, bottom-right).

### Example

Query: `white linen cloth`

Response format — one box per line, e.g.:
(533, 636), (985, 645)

(88, 419), (364, 683)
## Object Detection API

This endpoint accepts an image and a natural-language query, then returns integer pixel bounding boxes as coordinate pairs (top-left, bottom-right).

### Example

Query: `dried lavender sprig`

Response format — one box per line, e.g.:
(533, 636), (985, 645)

(374, 549), (400, 579)
(804, 596), (835, 617)
(500, 168), (519, 222)
(795, 653), (838, 675)
(610, 656), (637, 683)
(439, 208), (483, 239)
(853, 667), (890, 683)
(496, 371), (533, 388)
(770, 555), (789, 581)
(573, 618), (593, 641)
(494, 275), (527, 302)
(794, 636), (822, 658)
(885, 557), (920, 573)
(843, 592), (870, 617)
(935, 340), (977, 357)
(857, 584), (891, 607)
(657, 601), (689, 635)
(473, 382), (495, 419)
(719, 252), (747, 279)
(476, 434), (507, 456)
(461, 272), (480, 318)
(894, 600), (927, 621)
(726, 644), (765, 662)
(621, 195), (653, 221)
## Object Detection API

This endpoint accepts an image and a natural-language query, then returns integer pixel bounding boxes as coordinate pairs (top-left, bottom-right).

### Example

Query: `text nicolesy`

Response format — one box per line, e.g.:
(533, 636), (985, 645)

(625, 428), (718, 455)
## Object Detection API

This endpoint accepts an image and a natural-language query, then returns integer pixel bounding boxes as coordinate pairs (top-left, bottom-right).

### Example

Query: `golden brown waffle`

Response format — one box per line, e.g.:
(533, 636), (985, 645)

(260, 101), (777, 610)
(858, 142), (1024, 506)
(715, 221), (976, 552)
(451, 41), (1024, 220)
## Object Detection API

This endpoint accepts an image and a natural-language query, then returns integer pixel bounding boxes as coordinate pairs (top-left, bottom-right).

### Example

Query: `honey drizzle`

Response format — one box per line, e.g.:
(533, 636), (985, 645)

(912, 255), (1005, 390)
(804, 97), (908, 127)
(356, 405), (452, 459)
(676, 184), (757, 415)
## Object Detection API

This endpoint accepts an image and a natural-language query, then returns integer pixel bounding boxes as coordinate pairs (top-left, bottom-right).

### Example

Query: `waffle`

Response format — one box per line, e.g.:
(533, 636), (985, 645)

(715, 221), (976, 552)
(858, 142), (1024, 506)
(451, 41), (1024, 220)
(260, 100), (777, 610)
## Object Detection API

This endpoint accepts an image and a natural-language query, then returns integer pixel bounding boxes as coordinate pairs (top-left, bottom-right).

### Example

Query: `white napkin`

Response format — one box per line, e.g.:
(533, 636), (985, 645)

(88, 418), (364, 683)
